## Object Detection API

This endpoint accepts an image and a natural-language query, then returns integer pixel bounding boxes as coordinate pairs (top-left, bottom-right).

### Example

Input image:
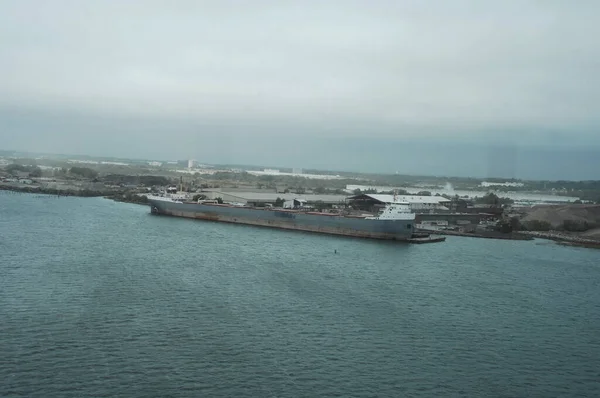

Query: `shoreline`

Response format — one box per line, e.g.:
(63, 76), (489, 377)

(0, 183), (107, 197)
(520, 231), (600, 249)
(4, 186), (599, 248)
(103, 195), (148, 205)
(422, 228), (600, 249)
(417, 228), (534, 241)
(1, 184), (149, 206)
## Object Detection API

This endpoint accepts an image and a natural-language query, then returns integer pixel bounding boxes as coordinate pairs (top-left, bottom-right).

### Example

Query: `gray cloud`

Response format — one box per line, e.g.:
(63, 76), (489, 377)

(2, 1), (599, 129)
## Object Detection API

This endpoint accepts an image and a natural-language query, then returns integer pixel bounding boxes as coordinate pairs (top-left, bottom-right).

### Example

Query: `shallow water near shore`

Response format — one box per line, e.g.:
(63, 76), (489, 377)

(1, 192), (600, 397)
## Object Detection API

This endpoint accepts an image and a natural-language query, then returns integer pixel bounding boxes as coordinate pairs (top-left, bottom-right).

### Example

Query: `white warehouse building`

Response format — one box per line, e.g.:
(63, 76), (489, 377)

(348, 193), (451, 213)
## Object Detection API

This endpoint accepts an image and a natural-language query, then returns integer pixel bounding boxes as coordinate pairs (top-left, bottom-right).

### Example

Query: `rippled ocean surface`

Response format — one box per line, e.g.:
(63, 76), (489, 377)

(1, 192), (600, 397)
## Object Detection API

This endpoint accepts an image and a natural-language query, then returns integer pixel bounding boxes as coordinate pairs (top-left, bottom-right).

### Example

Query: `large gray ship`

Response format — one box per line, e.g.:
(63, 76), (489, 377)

(147, 196), (416, 241)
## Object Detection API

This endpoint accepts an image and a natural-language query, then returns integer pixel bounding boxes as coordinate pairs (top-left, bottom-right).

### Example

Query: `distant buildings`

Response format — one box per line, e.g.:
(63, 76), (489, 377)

(148, 161), (163, 167)
(188, 159), (197, 169)
(480, 181), (524, 188)
(101, 161), (128, 166)
(176, 167), (228, 175)
(67, 159), (129, 166)
(247, 169), (342, 180)
(68, 159), (99, 165)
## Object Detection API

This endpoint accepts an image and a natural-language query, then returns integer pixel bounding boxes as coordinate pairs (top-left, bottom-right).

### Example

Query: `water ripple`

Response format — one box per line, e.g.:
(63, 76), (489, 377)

(1, 193), (600, 397)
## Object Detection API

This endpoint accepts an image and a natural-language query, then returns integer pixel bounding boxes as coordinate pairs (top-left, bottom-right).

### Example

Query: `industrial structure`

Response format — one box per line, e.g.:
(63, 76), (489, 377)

(200, 190), (348, 207)
(348, 194), (452, 213)
(198, 191), (458, 211)
(185, 191), (503, 228)
(148, 196), (418, 241)
(347, 193), (501, 227)
(283, 198), (307, 209)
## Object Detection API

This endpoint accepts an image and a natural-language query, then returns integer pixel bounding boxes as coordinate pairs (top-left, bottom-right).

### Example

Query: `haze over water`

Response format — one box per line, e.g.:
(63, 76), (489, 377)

(1, 192), (600, 397)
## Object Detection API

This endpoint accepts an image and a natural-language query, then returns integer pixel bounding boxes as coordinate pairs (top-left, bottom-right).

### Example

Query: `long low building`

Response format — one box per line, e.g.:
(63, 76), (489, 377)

(201, 190), (348, 206)
(348, 193), (452, 212)
(199, 190), (453, 210)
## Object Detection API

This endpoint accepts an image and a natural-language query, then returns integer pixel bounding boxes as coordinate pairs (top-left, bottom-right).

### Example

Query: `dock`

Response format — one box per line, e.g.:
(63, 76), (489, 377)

(408, 235), (446, 244)
(417, 228), (533, 241)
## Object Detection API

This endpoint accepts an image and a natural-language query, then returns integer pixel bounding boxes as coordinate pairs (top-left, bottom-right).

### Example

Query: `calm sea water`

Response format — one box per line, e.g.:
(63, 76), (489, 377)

(1, 192), (599, 397)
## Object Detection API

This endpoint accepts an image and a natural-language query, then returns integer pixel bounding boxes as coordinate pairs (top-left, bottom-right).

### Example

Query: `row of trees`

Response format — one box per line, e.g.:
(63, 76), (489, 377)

(495, 217), (597, 233)
(475, 192), (514, 206)
(352, 188), (434, 197)
(69, 167), (98, 179)
(312, 186), (346, 195)
(102, 174), (171, 187)
(508, 219), (597, 233)
(5, 164), (42, 177)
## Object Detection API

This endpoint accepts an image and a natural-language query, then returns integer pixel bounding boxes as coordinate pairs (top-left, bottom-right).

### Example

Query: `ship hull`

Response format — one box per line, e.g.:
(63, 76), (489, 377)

(148, 199), (415, 241)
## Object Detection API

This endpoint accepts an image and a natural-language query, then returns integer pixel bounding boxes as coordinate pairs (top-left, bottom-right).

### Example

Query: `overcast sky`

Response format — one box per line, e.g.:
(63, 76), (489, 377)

(1, 1), (599, 178)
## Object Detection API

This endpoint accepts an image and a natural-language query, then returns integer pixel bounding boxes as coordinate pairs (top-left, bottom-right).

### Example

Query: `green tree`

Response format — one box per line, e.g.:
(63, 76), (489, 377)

(192, 194), (207, 202)
(69, 167), (98, 179)
(139, 175), (170, 186)
(28, 167), (42, 177)
(495, 216), (521, 233)
(509, 216), (521, 231)
(314, 186), (326, 194)
(417, 191), (432, 196)
(215, 197), (224, 204)
(274, 197), (285, 207)
(562, 219), (592, 232)
(476, 192), (514, 206)
(6, 164), (29, 175)
(495, 220), (513, 233)
(521, 220), (552, 231)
